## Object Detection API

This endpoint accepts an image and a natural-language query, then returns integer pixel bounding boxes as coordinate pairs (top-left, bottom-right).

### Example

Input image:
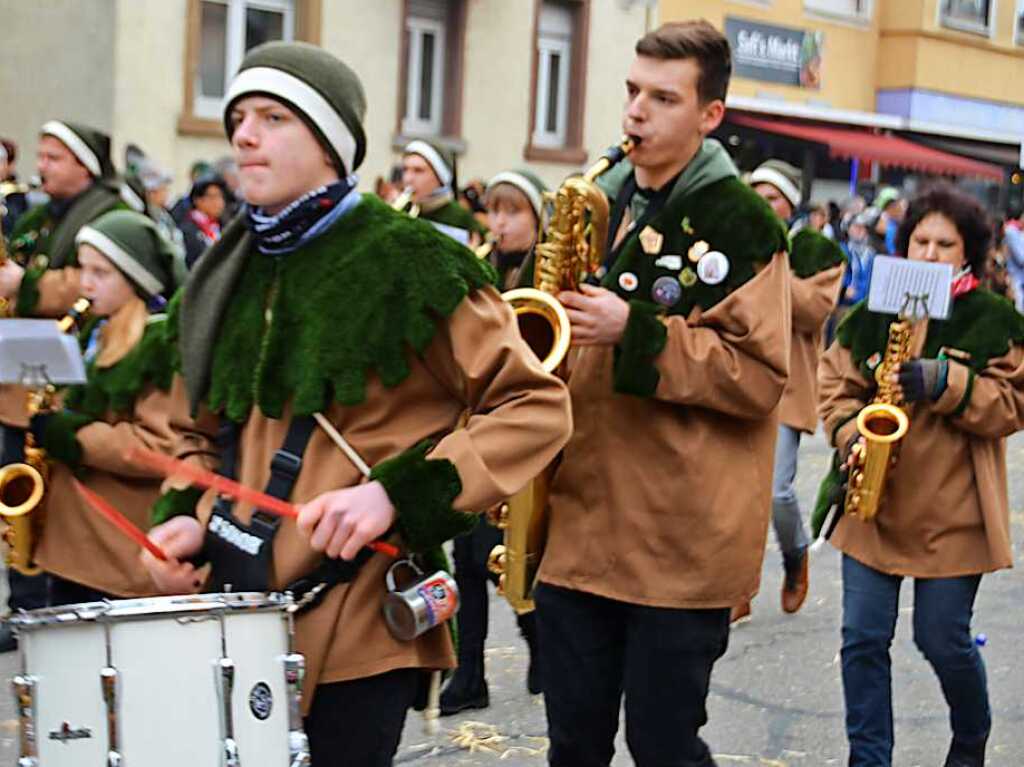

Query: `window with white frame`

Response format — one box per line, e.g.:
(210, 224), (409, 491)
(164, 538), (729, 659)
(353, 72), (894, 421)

(533, 2), (574, 149)
(939, 0), (994, 35)
(804, 0), (872, 20)
(196, 0), (294, 118)
(1016, 0), (1024, 44)
(402, 0), (449, 136)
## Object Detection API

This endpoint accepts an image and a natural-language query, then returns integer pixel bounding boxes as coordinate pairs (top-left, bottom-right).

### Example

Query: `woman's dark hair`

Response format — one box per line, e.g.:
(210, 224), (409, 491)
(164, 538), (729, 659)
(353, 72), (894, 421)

(189, 173), (228, 203)
(895, 183), (992, 275)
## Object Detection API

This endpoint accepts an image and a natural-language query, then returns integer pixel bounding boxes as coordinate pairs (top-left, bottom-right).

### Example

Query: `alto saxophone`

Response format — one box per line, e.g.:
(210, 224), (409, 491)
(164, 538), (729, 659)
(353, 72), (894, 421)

(844, 318), (913, 522)
(488, 137), (635, 612)
(0, 297), (91, 574)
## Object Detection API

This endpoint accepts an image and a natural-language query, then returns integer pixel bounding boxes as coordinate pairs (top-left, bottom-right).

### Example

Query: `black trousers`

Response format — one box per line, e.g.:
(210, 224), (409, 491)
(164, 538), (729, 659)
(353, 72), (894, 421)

(304, 668), (420, 766)
(451, 520), (536, 656)
(48, 575), (111, 608)
(535, 582), (730, 767)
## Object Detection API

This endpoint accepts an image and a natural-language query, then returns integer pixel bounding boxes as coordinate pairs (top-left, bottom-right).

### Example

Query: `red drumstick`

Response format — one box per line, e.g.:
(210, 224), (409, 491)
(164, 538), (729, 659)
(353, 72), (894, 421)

(74, 480), (169, 561)
(127, 447), (401, 559)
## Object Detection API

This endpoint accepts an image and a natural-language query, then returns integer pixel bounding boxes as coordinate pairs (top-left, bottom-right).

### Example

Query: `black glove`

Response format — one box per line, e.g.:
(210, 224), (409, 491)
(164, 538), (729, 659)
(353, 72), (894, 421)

(897, 358), (949, 403)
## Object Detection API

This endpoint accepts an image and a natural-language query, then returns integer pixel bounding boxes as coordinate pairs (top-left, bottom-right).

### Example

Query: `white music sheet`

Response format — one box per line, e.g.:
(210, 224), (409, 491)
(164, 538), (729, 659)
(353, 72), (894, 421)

(0, 320), (86, 385)
(867, 256), (953, 320)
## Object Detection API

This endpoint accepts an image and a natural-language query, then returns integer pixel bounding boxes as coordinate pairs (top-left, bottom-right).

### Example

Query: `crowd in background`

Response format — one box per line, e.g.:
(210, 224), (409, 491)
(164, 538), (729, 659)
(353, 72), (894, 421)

(3, 132), (1023, 321)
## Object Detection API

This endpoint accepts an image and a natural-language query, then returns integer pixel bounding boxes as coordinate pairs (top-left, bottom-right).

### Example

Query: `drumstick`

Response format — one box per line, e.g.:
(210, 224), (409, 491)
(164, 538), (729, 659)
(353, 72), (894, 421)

(74, 479), (169, 561)
(127, 447), (401, 559)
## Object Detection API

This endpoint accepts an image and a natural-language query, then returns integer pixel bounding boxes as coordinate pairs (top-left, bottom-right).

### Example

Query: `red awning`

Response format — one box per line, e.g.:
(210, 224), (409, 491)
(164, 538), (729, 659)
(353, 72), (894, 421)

(730, 113), (1005, 182)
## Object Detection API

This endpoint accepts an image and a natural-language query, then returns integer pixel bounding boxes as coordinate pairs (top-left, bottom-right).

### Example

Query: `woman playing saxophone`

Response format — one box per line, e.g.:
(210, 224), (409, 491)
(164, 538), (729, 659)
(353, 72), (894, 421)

(817, 184), (1024, 767)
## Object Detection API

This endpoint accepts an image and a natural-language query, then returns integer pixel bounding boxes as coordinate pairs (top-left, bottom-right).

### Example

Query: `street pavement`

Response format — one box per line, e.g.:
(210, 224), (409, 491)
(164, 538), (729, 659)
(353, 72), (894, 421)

(0, 431), (1022, 765)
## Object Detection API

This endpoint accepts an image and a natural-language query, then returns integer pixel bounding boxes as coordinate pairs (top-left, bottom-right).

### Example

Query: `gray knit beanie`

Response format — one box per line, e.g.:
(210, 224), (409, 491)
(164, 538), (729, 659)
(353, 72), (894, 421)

(749, 159), (802, 208)
(486, 169), (549, 219)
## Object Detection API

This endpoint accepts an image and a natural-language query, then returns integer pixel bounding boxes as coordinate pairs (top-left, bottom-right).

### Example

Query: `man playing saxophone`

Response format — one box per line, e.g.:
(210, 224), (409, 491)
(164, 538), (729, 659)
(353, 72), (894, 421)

(818, 184), (1024, 767)
(533, 21), (792, 766)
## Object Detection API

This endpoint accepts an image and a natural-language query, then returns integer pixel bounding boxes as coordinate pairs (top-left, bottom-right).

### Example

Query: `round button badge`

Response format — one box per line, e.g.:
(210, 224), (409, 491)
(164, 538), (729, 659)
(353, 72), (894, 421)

(696, 251), (730, 285)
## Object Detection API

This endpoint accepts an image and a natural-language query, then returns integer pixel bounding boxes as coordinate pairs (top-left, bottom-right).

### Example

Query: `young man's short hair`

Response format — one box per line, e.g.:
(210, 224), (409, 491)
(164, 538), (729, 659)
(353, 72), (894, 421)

(635, 20), (732, 105)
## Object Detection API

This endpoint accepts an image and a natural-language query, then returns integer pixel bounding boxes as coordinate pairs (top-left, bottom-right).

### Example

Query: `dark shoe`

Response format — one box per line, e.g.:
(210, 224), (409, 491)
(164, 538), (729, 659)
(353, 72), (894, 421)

(782, 551), (809, 614)
(0, 624), (17, 653)
(944, 737), (987, 766)
(730, 600), (751, 625)
(439, 657), (489, 716)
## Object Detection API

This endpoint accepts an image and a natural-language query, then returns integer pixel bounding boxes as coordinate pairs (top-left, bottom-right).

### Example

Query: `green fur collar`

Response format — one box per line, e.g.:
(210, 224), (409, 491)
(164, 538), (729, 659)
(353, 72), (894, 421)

(183, 195), (495, 421)
(9, 183), (124, 268)
(837, 289), (1024, 378)
(64, 316), (175, 418)
(789, 228), (844, 279)
(601, 176), (788, 318)
(421, 199), (488, 236)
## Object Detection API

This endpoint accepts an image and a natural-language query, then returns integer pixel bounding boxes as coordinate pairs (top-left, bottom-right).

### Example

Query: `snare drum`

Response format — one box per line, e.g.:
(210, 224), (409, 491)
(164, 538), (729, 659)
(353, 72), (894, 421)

(10, 592), (310, 766)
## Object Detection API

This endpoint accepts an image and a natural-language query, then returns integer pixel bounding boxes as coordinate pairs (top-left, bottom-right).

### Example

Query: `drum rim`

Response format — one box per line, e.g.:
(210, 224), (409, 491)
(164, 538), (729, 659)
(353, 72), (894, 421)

(9, 591), (292, 630)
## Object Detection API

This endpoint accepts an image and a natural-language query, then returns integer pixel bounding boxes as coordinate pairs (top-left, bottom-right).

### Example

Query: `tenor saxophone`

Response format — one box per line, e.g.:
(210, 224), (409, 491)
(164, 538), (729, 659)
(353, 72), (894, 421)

(844, 318), (913, 522)
(0, 297), (91, 574)
(488, 137), (635, 612)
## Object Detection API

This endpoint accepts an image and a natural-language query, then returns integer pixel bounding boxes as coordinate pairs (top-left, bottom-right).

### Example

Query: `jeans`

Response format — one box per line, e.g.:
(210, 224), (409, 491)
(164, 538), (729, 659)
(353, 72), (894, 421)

(771, 424), (808, 560)
(840, 555), (990, 766)
(535, 582), (729, 767)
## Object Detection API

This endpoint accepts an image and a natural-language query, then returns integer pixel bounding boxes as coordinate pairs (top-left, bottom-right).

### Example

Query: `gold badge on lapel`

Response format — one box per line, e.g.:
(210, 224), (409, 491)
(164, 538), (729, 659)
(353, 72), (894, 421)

(679, 267), (698, 288)
(639, 226), (664, 255)
(688, 240), (710, 263)
(680, 217), (695, 235)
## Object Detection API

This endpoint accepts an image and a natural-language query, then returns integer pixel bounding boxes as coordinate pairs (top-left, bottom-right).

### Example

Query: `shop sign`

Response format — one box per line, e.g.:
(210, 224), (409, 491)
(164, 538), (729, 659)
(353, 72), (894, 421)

(726, 17), (824, 89)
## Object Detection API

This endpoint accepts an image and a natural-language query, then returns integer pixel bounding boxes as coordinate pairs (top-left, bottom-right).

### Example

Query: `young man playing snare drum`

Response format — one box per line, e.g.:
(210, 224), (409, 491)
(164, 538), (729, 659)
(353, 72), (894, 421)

(141, 41), (571, 766)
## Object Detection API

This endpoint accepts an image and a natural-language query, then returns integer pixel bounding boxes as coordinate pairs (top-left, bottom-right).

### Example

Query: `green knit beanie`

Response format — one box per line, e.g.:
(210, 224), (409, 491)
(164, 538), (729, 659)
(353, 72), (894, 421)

(223, 41), (367, 175)
(40, 120), (115, 180)
(404, 139), (457, 190)
(75, 210), (178, 299)
(486, 168), (549, 219)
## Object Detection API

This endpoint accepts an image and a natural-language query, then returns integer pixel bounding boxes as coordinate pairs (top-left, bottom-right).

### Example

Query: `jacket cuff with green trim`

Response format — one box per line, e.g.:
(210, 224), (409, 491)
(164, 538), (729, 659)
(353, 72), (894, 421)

(150, 486), (204, 527)
(830, 412), (862, 455)
(932, 360), (973, 416)
(36, 411), (93, 468)
(613, 301), (667, 397)
(15, 266), (45, 317)
(370, 440), (476, 553)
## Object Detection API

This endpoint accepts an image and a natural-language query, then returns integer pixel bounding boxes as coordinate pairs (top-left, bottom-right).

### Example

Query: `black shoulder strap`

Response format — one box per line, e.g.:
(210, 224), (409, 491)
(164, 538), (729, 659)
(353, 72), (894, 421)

(213, 414), (318, 535)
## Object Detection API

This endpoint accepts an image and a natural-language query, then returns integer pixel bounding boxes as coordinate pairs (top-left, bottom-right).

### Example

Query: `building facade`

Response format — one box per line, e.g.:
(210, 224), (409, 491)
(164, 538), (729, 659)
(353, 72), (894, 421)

(660, 0), (1023, 208)
(0, 0), (658, 197)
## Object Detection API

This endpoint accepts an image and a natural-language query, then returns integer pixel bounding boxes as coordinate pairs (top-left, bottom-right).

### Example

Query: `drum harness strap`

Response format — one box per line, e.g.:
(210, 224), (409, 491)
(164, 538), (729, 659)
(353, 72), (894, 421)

(201, 414), (371, 611)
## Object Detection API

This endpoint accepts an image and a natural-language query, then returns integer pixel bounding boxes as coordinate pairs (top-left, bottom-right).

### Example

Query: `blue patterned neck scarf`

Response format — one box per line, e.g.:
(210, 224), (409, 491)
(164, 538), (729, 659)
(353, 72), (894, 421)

(246, 176), (361, 256)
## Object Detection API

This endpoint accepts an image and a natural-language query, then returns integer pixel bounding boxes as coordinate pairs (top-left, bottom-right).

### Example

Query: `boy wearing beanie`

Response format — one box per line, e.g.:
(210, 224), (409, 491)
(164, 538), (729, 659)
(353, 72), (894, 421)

(481, 168), (547, 290)
(27, 209), (181, 606)
(401, 139), (488, 246)
(737, 159), (845, 622)
(439, 171), (548, 717)
(141, 42), (570, 765)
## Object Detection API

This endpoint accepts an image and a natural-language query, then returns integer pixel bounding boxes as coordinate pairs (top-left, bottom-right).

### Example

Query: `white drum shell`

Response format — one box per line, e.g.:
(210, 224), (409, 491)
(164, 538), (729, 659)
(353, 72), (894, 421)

(15, 594), (293, 767)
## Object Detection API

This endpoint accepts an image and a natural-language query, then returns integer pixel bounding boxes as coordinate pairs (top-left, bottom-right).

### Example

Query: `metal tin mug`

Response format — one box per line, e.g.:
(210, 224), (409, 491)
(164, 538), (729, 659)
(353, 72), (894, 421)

(382, 560), (460, 641)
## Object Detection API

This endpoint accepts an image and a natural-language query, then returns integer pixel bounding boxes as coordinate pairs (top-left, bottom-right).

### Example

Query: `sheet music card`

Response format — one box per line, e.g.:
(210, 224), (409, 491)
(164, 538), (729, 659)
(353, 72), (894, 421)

(0, 320), (86, 386)
(867, 256), (953, 321)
